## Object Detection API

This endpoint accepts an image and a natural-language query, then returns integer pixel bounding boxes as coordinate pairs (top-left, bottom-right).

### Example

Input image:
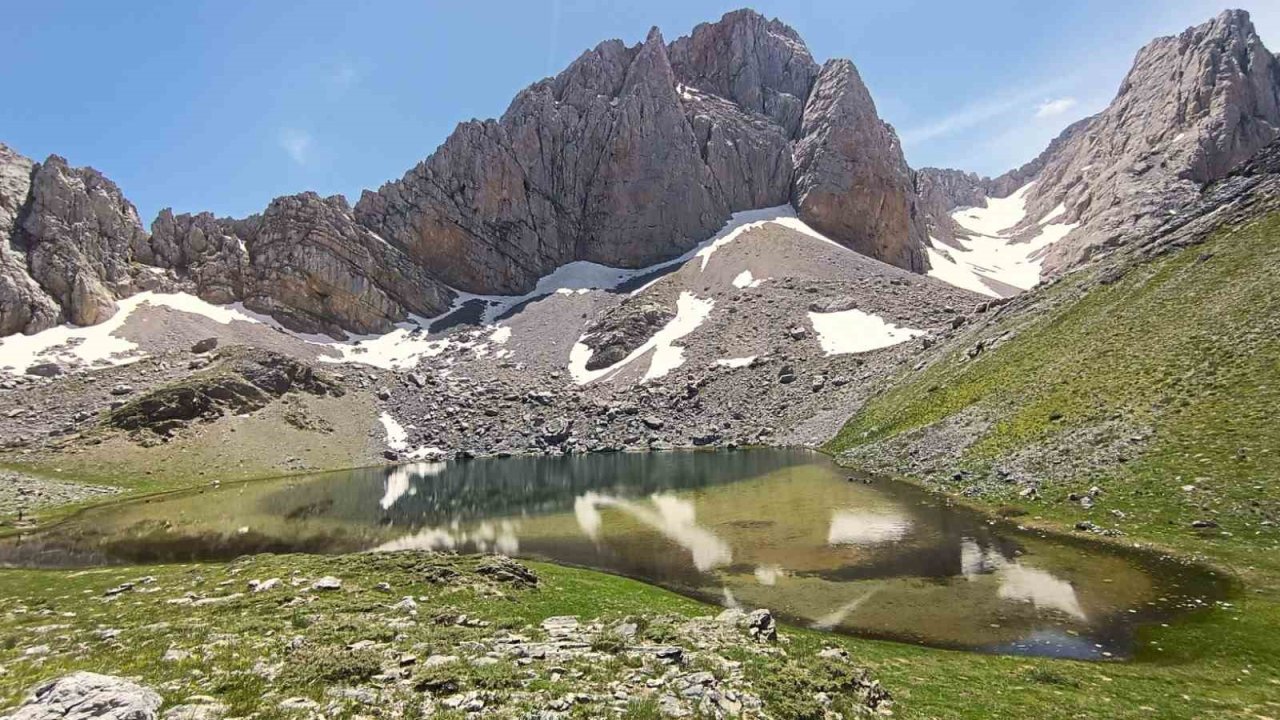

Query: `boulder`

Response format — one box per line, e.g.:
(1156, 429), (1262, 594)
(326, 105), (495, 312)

(2, 672), (162, 720)
(190, 338), (218, 354)
(581, 300), (675, 371)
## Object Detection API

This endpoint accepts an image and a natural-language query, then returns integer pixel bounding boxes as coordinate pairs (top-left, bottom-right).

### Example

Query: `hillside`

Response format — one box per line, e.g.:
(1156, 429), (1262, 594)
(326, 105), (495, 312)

(831, 139), (1280, 576)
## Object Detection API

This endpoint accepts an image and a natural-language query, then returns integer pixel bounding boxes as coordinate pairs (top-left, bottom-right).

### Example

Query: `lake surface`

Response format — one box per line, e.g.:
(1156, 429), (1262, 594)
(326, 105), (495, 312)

(0, 449), (1228, 659)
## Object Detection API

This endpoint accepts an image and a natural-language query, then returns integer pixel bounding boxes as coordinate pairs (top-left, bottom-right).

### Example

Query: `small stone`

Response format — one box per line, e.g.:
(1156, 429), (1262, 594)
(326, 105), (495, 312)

(248, 578), (280, 593)
(311, 576), (342, 591)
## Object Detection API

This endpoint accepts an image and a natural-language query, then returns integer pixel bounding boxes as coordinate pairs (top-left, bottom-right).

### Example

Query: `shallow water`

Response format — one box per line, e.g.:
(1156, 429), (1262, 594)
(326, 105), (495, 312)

(0, 449), (1228, 659)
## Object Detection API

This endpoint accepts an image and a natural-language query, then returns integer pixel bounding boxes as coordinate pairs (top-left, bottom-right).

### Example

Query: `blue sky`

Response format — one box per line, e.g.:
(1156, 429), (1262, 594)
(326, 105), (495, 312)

(2, 1), (1276, 224)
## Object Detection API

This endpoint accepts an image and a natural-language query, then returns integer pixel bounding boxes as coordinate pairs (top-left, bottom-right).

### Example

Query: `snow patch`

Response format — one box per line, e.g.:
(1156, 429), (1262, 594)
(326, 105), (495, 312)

(379, 412), (445, 460)
(731, 270), (764, 289)
(952, 183), (1033, 237)
(0, 291), (265, 375)
(379, 412), (409, 451)
(695, 206), (845, 271)
(568, 291), (714, 384)
(715, 356), (756, 369)
(929, 183), (1079, 297)
(808, 309), (924, 355)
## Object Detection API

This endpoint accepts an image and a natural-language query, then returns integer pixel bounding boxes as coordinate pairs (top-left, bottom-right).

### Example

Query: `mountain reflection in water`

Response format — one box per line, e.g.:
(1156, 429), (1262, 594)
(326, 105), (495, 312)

(0, 449), (1228, 659)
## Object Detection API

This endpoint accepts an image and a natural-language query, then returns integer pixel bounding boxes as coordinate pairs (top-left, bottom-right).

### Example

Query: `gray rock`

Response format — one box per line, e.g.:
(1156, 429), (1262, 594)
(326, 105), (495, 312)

(162, 702), (227, 720)
(240, 193), (454, 338)
(744, 609), (777, 642)
(25, 363), (62, 378)
(311, 576), (342, 591)
(668, 9), (819, 136)
(792, 59), (927, 273)
(1041, 10), (1280, 276)
(356, 27), (728, 295)
(140, 210), (250, 305)
(0, 144), (61, 336)
(808, 296), (857, 313)
(2, 672), (162, 720)
(581, 300), (675, 371)
(190, 338), (218, 354)
(923, 10), (1280, 283)
(17, 155), (147, 328)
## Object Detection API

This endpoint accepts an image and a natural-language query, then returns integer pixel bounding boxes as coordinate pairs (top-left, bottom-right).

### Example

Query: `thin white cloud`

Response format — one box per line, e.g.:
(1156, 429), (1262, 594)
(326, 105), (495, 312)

(331, 62), (358, 90)
(1035, 97), (1078, 118)
(900, 95), (1029, 145)
(900, 81), (1073, 146)
(279, 129), (313, 165)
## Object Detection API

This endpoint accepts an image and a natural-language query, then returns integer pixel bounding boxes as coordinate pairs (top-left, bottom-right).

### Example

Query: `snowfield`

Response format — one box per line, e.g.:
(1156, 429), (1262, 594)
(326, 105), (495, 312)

(0, 291), (267, 375)
(928, 183), (1080, 297)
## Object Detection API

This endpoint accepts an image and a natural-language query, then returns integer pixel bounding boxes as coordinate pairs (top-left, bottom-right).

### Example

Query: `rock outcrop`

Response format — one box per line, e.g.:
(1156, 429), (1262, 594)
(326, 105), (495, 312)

(239, 193), (453, 337)
(141, 195), (456, 338)
(138, 209), (251, 305)
(667, 8), (820, 137)
(108, 349), (343, 437)
(1029, 9), (1280, 273)
(791, 60), (927, 271)
(580, 298), (675, 370)
(913, 168), (991, 244)
(18, 155), (147, 327)
(355, 27), (731, 294)
(0, 145), (61, 336)
(0, 145), (147, 334)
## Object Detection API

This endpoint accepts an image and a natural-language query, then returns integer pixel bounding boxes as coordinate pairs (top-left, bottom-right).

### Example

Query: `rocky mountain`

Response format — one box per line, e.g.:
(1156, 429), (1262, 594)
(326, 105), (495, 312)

(355, 9), (926, 293)
(0, 9), (931, 340)
(3, 8), (1276, 340)
(922, 9), (1280, 281)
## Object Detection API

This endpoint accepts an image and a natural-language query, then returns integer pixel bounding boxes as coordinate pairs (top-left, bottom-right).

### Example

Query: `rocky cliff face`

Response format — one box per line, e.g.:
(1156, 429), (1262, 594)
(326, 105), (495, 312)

(0, 9), (935, 339)
(142, 195), (455, 338)
(1028, 9), (1280, 273)
(922, 10), (1280, 278)
(28, 9), (1274, 337)
(355, 28), (729, 295)
(668, 9), (819, 137)
(356, 9), (928, 291)
(240, 193), (453, 337)
(0, 145), (62, 336)
(0, 144), (146, 334)
(792, 60), (927, 271)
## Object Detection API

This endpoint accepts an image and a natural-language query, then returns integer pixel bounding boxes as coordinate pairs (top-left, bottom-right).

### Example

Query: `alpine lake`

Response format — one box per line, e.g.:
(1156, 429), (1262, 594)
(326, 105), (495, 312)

(0, 449), (1229, 660)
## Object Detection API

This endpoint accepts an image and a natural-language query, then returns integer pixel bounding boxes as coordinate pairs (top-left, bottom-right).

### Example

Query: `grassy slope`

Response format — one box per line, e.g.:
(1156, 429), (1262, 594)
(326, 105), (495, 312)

(0, 553), (1275, 720)
(0, 391), (380, 530)
(824, 211), (1280, 715)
